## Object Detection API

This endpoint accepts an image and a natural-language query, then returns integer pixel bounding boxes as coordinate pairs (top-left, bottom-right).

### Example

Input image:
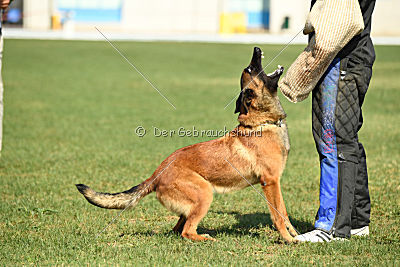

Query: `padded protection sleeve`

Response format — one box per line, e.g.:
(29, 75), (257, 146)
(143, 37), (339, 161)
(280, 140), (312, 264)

(279, 0), (364, 103)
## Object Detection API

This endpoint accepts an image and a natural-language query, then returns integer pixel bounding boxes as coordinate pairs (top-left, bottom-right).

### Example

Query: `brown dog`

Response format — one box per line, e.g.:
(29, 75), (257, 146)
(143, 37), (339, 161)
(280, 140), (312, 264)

(76, 47), (297, 242)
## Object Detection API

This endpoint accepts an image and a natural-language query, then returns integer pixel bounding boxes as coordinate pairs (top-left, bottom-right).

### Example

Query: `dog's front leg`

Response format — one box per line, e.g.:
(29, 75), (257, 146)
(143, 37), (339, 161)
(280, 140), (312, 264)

(261, 177), (296, 243)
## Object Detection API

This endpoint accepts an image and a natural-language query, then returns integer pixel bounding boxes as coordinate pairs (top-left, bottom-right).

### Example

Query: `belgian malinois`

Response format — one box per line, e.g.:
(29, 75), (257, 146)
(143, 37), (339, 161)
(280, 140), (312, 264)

(76, 47), (297, 242)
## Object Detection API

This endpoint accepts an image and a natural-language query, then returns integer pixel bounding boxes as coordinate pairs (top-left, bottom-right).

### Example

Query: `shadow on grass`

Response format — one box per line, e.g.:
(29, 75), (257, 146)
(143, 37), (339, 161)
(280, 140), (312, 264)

(200, 211), (313, 238)
(121, 211), (313, 241)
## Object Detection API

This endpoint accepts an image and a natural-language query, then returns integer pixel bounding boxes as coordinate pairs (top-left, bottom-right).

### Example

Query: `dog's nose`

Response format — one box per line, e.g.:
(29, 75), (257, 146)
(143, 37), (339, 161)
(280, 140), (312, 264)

(250, 47), (263, 70)
(254, 47), (261, 54)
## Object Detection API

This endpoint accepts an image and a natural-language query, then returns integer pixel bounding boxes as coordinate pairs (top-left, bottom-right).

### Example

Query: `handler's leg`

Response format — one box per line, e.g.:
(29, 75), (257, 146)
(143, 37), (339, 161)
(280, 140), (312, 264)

(351, 66), (372, 234)
(296, 59), (364, 242)
(350, 142), (370, 235)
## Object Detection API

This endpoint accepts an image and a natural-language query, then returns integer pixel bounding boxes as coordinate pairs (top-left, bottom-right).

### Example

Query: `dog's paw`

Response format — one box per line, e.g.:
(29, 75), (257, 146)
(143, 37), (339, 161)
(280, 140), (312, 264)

(202, 234), (217, 241)
(286, 224), (298, 237)
(182, 232), (217, 241)
(284, 236), (298, 244)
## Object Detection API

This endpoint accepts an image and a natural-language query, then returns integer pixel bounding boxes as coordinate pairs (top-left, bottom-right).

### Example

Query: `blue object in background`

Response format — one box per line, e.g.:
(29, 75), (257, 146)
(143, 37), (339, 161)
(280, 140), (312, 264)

(228, 0), (270, 29)
(57, 0), (122, 23)
(247, 11), (269, 28)
(7, 8), (22, 23)
(57, 8), (121, 23)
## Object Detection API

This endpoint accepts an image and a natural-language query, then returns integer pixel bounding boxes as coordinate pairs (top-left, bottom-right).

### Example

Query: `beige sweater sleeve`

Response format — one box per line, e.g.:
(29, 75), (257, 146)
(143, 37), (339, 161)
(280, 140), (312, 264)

(279, 0), (364, 103)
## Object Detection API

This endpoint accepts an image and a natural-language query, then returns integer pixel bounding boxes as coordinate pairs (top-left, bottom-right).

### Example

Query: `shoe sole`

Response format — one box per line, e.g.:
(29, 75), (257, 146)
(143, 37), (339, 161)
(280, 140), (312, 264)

(351, 226), (369, 237)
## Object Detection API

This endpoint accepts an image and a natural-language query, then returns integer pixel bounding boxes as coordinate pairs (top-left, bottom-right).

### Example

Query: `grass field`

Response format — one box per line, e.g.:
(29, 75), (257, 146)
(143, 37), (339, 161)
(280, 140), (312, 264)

(0, 39), (399, 265)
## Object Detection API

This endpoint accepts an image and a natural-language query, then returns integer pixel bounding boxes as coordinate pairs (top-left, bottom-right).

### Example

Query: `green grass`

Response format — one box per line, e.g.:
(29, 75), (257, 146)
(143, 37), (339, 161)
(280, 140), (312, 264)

(0, 39), (399, 265)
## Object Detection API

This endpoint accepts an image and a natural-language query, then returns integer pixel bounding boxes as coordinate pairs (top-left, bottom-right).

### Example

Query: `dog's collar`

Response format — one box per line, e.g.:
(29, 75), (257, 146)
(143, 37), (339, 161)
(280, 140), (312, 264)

(259, 119), (283, 127)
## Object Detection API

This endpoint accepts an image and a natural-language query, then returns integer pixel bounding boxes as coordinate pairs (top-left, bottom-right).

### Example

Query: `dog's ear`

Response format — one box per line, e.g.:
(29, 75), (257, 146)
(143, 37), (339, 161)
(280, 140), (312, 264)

(234, 89), (255, 114)
(267, 65), (284, 91)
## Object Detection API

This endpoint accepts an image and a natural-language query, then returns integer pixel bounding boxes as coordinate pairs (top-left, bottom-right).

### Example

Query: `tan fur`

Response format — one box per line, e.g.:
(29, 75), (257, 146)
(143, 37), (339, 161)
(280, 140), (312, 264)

(77, 185), (143, 209)
(76, 47), (297, 242)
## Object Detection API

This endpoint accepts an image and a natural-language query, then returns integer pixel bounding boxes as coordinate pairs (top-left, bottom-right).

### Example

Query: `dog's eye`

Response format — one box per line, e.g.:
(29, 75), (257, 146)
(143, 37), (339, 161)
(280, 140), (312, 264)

(243, 88), (255, 106)
(245, 67), (252, 73)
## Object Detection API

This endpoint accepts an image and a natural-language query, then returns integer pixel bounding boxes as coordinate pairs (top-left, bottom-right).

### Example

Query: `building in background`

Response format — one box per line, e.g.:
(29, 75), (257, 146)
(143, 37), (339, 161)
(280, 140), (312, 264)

(4, 0), (400, 37)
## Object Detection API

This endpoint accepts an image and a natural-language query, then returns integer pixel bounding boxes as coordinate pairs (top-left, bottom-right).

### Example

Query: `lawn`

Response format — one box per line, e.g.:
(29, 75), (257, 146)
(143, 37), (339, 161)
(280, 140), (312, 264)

(0, 39), (399, 265)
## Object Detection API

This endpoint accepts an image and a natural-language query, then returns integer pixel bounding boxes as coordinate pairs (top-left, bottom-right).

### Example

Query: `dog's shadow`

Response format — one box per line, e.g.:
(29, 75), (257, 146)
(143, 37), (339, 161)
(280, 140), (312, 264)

(198, 211), (313, 238)
(121, 211), (313, 240)
(198, 211), (271, 237)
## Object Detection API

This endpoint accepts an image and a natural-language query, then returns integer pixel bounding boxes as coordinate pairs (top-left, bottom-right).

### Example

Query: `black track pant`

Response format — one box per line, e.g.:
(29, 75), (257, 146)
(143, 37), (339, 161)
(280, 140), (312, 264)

(312, 58), (372, 238)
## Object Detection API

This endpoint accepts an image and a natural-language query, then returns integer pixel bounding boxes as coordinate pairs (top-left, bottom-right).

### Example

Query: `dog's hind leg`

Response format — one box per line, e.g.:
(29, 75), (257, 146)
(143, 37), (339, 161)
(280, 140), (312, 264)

(179, 174), (214, 241)
(173, 215), (186, 234)
(157, 172), (214, 241)
(181, 194), (214, 241)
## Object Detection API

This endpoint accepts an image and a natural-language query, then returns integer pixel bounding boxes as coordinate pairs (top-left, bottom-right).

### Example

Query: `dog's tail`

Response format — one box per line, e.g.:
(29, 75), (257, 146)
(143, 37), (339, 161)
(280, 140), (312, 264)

(75, 179), (154, 210)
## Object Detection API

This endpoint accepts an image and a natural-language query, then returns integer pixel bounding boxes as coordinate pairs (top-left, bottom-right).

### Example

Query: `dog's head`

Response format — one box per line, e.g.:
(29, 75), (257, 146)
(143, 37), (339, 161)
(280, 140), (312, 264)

(235, 47), (285, 125)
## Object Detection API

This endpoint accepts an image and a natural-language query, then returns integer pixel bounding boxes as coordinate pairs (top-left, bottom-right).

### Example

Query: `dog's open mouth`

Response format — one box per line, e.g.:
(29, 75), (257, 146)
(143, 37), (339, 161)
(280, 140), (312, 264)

(268, 65), (284, 78)
(245, 47), (284, 79)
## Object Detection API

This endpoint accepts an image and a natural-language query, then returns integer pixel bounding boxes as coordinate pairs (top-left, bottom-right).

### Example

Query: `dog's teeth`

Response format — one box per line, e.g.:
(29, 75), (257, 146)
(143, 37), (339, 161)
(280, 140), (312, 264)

(261, 55), (265, 58)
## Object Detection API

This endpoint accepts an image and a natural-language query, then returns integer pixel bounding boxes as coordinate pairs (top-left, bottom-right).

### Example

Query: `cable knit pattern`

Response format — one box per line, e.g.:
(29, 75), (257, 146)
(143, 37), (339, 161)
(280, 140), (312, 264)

(279, 0), (364, 103)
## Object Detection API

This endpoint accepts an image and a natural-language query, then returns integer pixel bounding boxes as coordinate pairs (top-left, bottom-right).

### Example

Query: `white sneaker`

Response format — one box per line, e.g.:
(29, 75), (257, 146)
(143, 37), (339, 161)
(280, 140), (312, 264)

(294, 229), (346, 243)
(351, 226), (369, 237)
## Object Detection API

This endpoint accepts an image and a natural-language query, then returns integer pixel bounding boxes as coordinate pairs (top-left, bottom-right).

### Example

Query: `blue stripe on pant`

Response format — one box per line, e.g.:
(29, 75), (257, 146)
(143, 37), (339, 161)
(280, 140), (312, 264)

(314, 59), (340, 232)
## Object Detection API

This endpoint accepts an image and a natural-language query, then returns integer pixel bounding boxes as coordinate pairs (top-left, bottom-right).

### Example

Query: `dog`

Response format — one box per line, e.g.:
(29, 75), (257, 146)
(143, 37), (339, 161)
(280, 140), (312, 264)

(76, 47), (297, 242)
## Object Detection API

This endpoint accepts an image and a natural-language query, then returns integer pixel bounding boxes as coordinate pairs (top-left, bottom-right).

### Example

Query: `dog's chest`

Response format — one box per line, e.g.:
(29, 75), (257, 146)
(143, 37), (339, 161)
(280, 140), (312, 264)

(243, 126), (290, 176)
(280, 123), (290, 153)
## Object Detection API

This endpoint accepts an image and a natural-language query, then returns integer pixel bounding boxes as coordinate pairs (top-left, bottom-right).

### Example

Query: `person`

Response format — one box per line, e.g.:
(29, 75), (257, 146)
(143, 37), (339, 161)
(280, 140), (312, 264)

(0, 0), (11, 154)
(280, 0), (376, 242)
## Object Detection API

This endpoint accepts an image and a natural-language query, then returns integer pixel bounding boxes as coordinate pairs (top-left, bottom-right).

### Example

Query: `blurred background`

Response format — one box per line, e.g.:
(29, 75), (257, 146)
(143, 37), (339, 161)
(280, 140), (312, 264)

(2, 0), (400, 41)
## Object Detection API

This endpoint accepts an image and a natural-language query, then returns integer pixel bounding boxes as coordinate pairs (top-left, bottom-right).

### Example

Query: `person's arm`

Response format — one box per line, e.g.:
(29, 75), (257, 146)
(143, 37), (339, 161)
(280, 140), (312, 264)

(0, 0), (10, 10)
(278, 0), (364, 103)
(0, 0), (11, 27)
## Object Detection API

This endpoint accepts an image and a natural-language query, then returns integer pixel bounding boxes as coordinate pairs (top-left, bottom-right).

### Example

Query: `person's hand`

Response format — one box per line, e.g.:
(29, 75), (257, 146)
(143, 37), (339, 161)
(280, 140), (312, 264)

(0, 0), (11, 10)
